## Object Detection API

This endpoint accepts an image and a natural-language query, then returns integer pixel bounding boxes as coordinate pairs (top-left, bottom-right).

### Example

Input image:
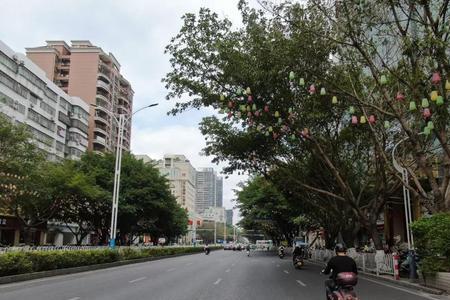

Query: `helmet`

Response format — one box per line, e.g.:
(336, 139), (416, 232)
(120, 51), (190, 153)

(334, 243), (347, 253)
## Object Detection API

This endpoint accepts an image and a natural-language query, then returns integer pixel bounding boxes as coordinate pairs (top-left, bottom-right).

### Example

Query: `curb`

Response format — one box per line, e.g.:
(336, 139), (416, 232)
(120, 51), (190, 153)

(0, 248), (220, 285)
(307, 259), (444, 295)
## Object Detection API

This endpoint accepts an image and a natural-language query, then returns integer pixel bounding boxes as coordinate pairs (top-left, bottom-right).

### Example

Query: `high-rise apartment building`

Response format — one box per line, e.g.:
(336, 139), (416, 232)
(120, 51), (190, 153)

(155, 154), (197, 214)
(226, 209), (233, 226)
(0, 40), (89, 161)
(216, 177), (223, 208)
(25, 40), (133, 153)
(196, 168), (222, 213)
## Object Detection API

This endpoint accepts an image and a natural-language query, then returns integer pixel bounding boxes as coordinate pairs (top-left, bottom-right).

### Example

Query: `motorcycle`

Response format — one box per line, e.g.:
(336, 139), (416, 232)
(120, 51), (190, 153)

(204, 247), (210, 255)
(293, 256), (304, 269)
(246, 250), (250, 257)
(278, 249), (285, 259)
(326, 272), (359, 300)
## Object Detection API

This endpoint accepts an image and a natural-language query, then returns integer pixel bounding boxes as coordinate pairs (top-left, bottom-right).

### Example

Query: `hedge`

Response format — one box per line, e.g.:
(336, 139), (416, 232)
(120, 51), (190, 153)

(0, 246), (221, 277)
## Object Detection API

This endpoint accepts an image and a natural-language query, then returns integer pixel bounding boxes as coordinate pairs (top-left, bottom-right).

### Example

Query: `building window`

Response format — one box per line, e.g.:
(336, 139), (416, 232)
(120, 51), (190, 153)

(59, 97), (70, 110)
(45, 88), (58, 102)
(40, 100), (56, 116)
(27, 109), (55, 131)
(0, 70), (29, 99)
(71, 105), (89, 121)
(56, 141), (65, 152)
(0, 51), (18, 72)
(70, 119), (88, 133)
(0, 92), (26, 114)
(18, 66), (47, 90)
(27, 125), (54, 146)
(69, 147), (83, 158)
(29, 92), (39, 105)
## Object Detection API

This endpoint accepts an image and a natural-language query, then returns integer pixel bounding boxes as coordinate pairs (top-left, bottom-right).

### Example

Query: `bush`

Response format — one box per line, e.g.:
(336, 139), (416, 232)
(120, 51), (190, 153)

(0, 246), (221, 277)
(411, 213), (450, 273)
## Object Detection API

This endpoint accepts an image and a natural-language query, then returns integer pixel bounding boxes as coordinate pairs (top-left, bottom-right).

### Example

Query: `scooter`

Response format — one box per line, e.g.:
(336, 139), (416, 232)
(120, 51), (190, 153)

(325, 272), (359, 300)
(204, 247), (210, 255)
(278, 249), (285, 259)
(293, 256), (304, 269)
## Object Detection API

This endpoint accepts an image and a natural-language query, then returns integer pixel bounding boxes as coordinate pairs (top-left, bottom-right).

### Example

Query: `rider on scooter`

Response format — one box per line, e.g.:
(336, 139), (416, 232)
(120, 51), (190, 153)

(322, 244), (358, 294)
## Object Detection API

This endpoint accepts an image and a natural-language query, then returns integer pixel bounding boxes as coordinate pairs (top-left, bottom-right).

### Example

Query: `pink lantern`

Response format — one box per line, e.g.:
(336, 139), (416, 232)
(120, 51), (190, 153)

(395, 92), (405, 101)
(264, 105), (270, 113)
(228, 101), (233, 108)
(309, 84), (316, 94)
(431, 72), (441, 85)
(227, 112), (233, 119)
(423, 108), (431, 118)
(254, 110), (260, 117)
(351, 116), (358, 125)
(247, 111), (252, 117)
(247, 95), (253, 103)
(369, 115), (376, 124)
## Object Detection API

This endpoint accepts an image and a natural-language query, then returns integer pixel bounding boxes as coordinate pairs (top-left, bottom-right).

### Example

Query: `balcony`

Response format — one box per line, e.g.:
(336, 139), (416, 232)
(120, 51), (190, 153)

(94, 113), (109, 125)
(96, 80), (110, 93)
(93, 125), (108, 136)
(57, 63), (70, 70)
(96, 95), (111, 109)
(56, 74), (69, 81)
(93, 135), (107, 147)
(117, 104), (130, 114)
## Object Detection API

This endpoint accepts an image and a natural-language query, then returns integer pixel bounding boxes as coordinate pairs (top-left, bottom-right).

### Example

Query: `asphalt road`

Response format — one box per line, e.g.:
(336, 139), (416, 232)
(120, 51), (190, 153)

(0, 250), (448, 300)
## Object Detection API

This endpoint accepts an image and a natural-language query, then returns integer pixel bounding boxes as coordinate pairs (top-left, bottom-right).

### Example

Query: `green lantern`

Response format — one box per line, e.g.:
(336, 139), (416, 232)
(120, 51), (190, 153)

(278, 118), (282, 124)
(332, 96), (338, 104)
(240, 105), (246, 112)
(290, 134), (296, 141)
(349, 106), (355, 114)
(384, 120), (390, 129)
(409, 101), (417, 111)
(421, 98), (429, 108)
(246, 105), (251, 112)
(252, 104), (257, 111)
(246, 87), (251, 94)
(275, 111), (280, 118)
(220, 94), (225, 101)
(265, 131), (270, 137)
(289, 71), (295, 81)
(431, 90), (438, 101)
(436, 96), (444, 106)
(320, 87), (326, 95)
(360, 116), (367, 124)
(380, 75), (388, 85)
(268, 126), (273, 132)
(427, 121), (434, 130)
(299, 78), (305, 86)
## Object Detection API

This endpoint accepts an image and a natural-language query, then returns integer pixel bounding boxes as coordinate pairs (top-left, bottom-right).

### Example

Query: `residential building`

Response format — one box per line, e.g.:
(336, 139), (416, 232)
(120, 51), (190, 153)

(135, 154), (154, 165)
(196, 168), (218, 213)
(226, 209), (233, 226)
(26, 40), (134, 153)
(0, 40), (89, 246)
(216, 177), (223, 208)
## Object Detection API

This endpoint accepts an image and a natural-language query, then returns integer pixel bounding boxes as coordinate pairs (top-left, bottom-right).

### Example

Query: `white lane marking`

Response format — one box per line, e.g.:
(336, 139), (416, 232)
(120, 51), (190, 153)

(129, 277), (146, 283)
(361, 277), (439, 300)
(284, 270), (289, 274)
(225, 269), (231, 273)
(67, 298), (81, 300)
(167, 268), (176, 272)
(186, 262), (193, 266)
(296, 280), (307, 287)
(214, 278), (222, 285)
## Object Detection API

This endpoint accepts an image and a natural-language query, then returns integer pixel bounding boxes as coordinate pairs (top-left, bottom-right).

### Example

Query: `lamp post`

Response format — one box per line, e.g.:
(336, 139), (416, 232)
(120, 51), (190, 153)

(392, 135), (420, 280)
(92, 103), (158, 248)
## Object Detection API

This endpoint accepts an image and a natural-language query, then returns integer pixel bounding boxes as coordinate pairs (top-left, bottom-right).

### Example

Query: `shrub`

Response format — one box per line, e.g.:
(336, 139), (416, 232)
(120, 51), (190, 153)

(411, 213), (450, 273)
(0, 252), (33, 276)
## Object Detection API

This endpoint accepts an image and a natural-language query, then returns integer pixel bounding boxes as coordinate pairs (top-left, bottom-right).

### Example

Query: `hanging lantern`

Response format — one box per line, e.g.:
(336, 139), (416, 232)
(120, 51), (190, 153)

(299, 78), (305, 86)
(332, 96), (338, 104)
(431, 90), (438, 101)
(360, 116), (367, 124)
(228, 101), (234, 108)
(384, 120), (390, 129)
(274, 111), (280, 118)
(349, 106), (355, 114)
(423, 108), (431, 118)
(254, 110), (260, 117)
(246, 105), (251, 112)
(220, 94), (225, 101)
(264, 105), (270, 112)
(409, 101), (417, 111)
(288, 107), (293, 113)
(431, 72), (441, 85)
(424, 126), (431, 135)
(302, 128), (310, 137)
(320, 87), (326, 95)
(436, 96), (444, 106)
(246, 87), (251, 94)
(289, 71), (295, 81)
(427, 121), (434, 130)
(309, 84), (316, 94)
(380, 75), (388, 85)
(247, 95), (253, 103)
(240, 105), (246, 112)
(278, 118), (282, 124)
(265, 131), (270, 137)
(396, 92), (405, 101)
(369, 115), (376, 124)
(421, 98), (429, 108)
(237, 111), (242, 118)
(247, 111), (252, 117)
(252, 104), (257, 111)
(268, 126), (273, 132)
(351, 116), (358, 124)
(290, 134), (296, 141)
(445, 80), (450, 90)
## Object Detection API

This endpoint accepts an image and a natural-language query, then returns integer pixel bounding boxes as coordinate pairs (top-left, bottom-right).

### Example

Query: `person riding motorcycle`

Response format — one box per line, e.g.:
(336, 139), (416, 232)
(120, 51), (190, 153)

(292, 245), (305, 261)
(278, 245), (285, 255)
(204, 243), (210, 254)
(322, 244), (358, 294)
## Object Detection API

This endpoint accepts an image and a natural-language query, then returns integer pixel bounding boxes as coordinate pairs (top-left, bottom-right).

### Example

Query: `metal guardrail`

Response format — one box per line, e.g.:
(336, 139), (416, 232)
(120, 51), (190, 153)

(310, 249), (394, 277)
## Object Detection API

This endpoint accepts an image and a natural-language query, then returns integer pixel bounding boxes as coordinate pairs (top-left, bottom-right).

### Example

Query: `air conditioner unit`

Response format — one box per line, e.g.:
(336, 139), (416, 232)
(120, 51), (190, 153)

(12, 54), (19, 61)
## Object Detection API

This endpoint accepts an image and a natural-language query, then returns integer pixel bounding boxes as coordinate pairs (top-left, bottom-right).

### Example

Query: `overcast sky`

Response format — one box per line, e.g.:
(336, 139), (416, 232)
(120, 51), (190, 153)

(0, 0), (265, 219)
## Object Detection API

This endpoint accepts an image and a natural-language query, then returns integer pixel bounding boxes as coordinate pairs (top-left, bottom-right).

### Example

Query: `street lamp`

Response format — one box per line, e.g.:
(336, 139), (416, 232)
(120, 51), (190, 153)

(392, 134), (421, 280)
(91, 103), (158, 248)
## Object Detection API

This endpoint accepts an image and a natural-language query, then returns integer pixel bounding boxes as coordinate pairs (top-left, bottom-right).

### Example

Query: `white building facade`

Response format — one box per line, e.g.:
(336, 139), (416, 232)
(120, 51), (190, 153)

(0, 40), (89, 161)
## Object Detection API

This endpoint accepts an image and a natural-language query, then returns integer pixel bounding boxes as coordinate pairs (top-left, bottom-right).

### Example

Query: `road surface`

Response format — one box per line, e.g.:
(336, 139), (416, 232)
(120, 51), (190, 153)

(0, 250), (448, 300)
